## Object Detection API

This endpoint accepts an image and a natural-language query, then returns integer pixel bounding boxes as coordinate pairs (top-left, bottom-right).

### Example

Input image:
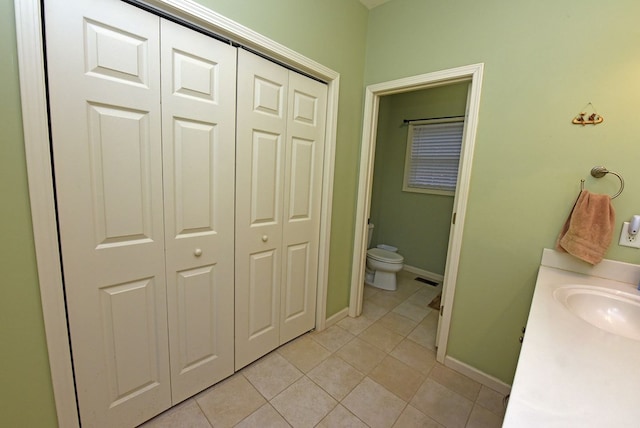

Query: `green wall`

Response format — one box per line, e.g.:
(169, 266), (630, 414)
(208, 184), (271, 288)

(367, 0), (640, 383)
(370, 83), (468, 275)
(1, 0), (367, 425)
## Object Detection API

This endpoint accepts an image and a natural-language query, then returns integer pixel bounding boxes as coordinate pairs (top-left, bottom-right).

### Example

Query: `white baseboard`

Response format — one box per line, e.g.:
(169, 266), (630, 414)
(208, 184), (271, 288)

(323, 307), (349, 329)
(403, 265), (444, 283)
(444, 356), (512, 396)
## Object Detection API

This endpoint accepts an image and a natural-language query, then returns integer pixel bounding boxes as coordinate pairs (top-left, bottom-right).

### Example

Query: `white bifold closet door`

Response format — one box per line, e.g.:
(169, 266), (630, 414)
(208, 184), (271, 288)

(160, 17), (236, 404)
(45, 0), (236, 426)
(235, 50), (327, 369)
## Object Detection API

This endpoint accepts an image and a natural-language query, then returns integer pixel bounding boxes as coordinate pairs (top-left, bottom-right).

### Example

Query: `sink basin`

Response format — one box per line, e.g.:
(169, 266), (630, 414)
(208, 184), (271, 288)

(553, 285), (640, 341)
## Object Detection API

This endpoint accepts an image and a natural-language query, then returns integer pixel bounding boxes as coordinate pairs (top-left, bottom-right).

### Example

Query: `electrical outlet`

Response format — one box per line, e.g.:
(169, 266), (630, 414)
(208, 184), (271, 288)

(618, 222), (640, 248)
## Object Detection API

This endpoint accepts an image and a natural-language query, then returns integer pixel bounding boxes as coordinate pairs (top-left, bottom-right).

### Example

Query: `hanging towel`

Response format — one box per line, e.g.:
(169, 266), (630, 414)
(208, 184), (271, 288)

(556, 190), (615, 265)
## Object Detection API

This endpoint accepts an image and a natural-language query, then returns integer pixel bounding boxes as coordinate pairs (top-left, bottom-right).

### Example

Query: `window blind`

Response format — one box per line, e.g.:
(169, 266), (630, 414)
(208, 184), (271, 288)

(405, 121), (464, 193)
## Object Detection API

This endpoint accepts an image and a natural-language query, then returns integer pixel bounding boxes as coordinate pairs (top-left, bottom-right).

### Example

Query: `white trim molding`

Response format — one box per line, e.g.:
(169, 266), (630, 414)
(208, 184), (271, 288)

(323, 307), (349, 328)
(138, 0), (337, 80)
(15, 0), (339, 425)
(349, 64), (484, 367)
(13, 1), (80, 426)
(445, 356), (512, 396)
(402, 265), (445, 284)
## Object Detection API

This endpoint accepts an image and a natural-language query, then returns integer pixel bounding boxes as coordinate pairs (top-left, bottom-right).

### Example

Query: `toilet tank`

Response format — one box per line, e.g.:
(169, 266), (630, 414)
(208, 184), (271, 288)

(367, 223), (374, 248)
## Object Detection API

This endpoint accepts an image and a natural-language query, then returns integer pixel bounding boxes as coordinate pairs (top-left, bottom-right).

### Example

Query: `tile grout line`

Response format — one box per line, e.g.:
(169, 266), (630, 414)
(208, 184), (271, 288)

(357, 276), (503, 426)
(146, 274), (504, 428)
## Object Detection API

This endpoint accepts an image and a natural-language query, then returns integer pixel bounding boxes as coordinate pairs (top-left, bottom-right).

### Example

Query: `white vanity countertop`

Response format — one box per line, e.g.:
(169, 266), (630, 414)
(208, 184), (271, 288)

(503, 249), (640, 428)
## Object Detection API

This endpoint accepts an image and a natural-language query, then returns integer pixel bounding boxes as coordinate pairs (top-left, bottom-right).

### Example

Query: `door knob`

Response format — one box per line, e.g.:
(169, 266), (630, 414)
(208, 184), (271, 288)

(194, 248), (202, 257)
(262, 235), (268, 242)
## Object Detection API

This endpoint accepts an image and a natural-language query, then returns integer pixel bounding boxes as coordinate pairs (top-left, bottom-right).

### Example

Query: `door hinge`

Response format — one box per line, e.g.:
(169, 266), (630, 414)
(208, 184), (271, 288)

(439, 305), (444, 316)
(452, 212), (456, 224)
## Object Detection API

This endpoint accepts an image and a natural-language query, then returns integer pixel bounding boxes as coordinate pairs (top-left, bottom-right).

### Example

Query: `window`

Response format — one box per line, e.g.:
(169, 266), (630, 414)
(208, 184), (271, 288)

(402, 118), (464, 196)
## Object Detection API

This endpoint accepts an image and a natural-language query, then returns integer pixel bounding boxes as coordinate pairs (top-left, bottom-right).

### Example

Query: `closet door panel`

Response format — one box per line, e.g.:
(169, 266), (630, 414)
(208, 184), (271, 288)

(173, 265), (220, 369)
(235, 50), (288, 369)
(44, 0), (170, 426)
(160, 19), (237, 403)
(280, 72), (327, 343)
(100, 278), (163, 403)
(283, 243), (311, 320)
(172, 118), (217, 232)
(87, 104), (155, 245)
(248, 250), (279, 335)
(251, 131), (282, 224)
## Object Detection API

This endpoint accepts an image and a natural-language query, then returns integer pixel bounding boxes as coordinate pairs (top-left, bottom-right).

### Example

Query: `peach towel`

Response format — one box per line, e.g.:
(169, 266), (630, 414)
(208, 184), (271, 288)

(556, 190), (615, 265)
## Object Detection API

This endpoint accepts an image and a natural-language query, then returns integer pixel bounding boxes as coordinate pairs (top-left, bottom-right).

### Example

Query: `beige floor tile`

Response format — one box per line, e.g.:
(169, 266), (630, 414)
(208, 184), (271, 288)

(394, 275), (419, 288)
(271, 376), (337, 427)
(465, 404), (503, 428)
(394, 274), (423, 295)
(407, 292), (432, 309)
(428, 364), (481, 401)
(392, 300), (431, 322)
(407, 311), (438, 350)
(307, 355), (365, 400)
(475, 386), (507, 417)
(242, 353), (303, 399)
(364, 283), (380, 298)
(369, 355), (425, 402)
(234, 403), (290, 428)
(338, 314), (376, 335)
(336, 337), (387, 374)
(390, 339), (437, 375)
(366, 291), (405, 311)
(393, 405), (444, 428)
(342, 377), (407, 428)
(310, 325), (354, 352)
(411, 284), (441, 303)
(358, 323), (404, 353)
(405, 291), (435, 310)
(411, 378), (473, 428)
(385, 287), (417, 303)
(361, 299), (390, 321)
(278, 335), (331, 372)
(397, 270), (416, 279)
(139, 269), (490, 428)
(139, 399), (211, 428)
(376, 312), (419, 336)
(196, 375), (266, 428)
(317, 404), (368, 428)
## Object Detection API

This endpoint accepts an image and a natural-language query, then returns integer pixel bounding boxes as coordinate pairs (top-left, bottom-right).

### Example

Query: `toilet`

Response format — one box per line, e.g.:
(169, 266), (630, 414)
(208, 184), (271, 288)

(365, 223), (404, 291)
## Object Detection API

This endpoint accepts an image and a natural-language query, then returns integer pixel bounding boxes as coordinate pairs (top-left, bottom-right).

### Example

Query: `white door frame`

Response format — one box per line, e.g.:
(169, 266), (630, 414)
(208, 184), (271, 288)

(349, 64), (484, 363)
(13, 1), (339, 426)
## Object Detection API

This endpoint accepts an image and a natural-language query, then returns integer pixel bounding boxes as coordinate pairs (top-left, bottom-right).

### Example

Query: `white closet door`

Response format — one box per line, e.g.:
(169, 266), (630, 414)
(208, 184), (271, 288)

(280, 72), (327, 343)
(235, 50), (288, 369)
(45, 0), (170, 427)
(235, 50), (328, 368)
(160, 19), (236, 403)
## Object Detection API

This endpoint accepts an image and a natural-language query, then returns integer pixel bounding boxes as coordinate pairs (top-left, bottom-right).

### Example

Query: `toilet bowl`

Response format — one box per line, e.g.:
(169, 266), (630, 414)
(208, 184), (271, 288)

(365, 246), (404, 291)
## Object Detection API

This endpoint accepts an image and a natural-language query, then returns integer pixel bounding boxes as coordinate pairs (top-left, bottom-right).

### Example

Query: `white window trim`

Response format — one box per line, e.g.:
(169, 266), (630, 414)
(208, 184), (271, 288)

(402, 117), (464, 196)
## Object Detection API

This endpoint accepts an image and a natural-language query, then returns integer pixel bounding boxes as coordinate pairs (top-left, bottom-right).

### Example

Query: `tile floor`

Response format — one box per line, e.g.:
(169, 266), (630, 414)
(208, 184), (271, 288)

(141, 271), (507, 428)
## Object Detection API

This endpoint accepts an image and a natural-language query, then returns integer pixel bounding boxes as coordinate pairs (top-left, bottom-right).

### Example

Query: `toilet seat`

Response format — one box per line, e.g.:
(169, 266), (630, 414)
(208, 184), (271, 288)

(367, 248), (403, 263)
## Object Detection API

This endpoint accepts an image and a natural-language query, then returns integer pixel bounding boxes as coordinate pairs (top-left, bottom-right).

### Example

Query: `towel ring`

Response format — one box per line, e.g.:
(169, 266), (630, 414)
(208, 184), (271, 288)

(579, 166), (624, 199)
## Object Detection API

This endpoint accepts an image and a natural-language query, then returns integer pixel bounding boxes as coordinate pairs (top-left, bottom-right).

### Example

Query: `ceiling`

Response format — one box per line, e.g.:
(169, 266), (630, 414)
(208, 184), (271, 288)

(359, 0), (392, 10)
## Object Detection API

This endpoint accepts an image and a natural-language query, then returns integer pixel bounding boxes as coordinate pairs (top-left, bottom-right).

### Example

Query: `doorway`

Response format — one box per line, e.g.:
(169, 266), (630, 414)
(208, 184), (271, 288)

(349, 64), (484, 363)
